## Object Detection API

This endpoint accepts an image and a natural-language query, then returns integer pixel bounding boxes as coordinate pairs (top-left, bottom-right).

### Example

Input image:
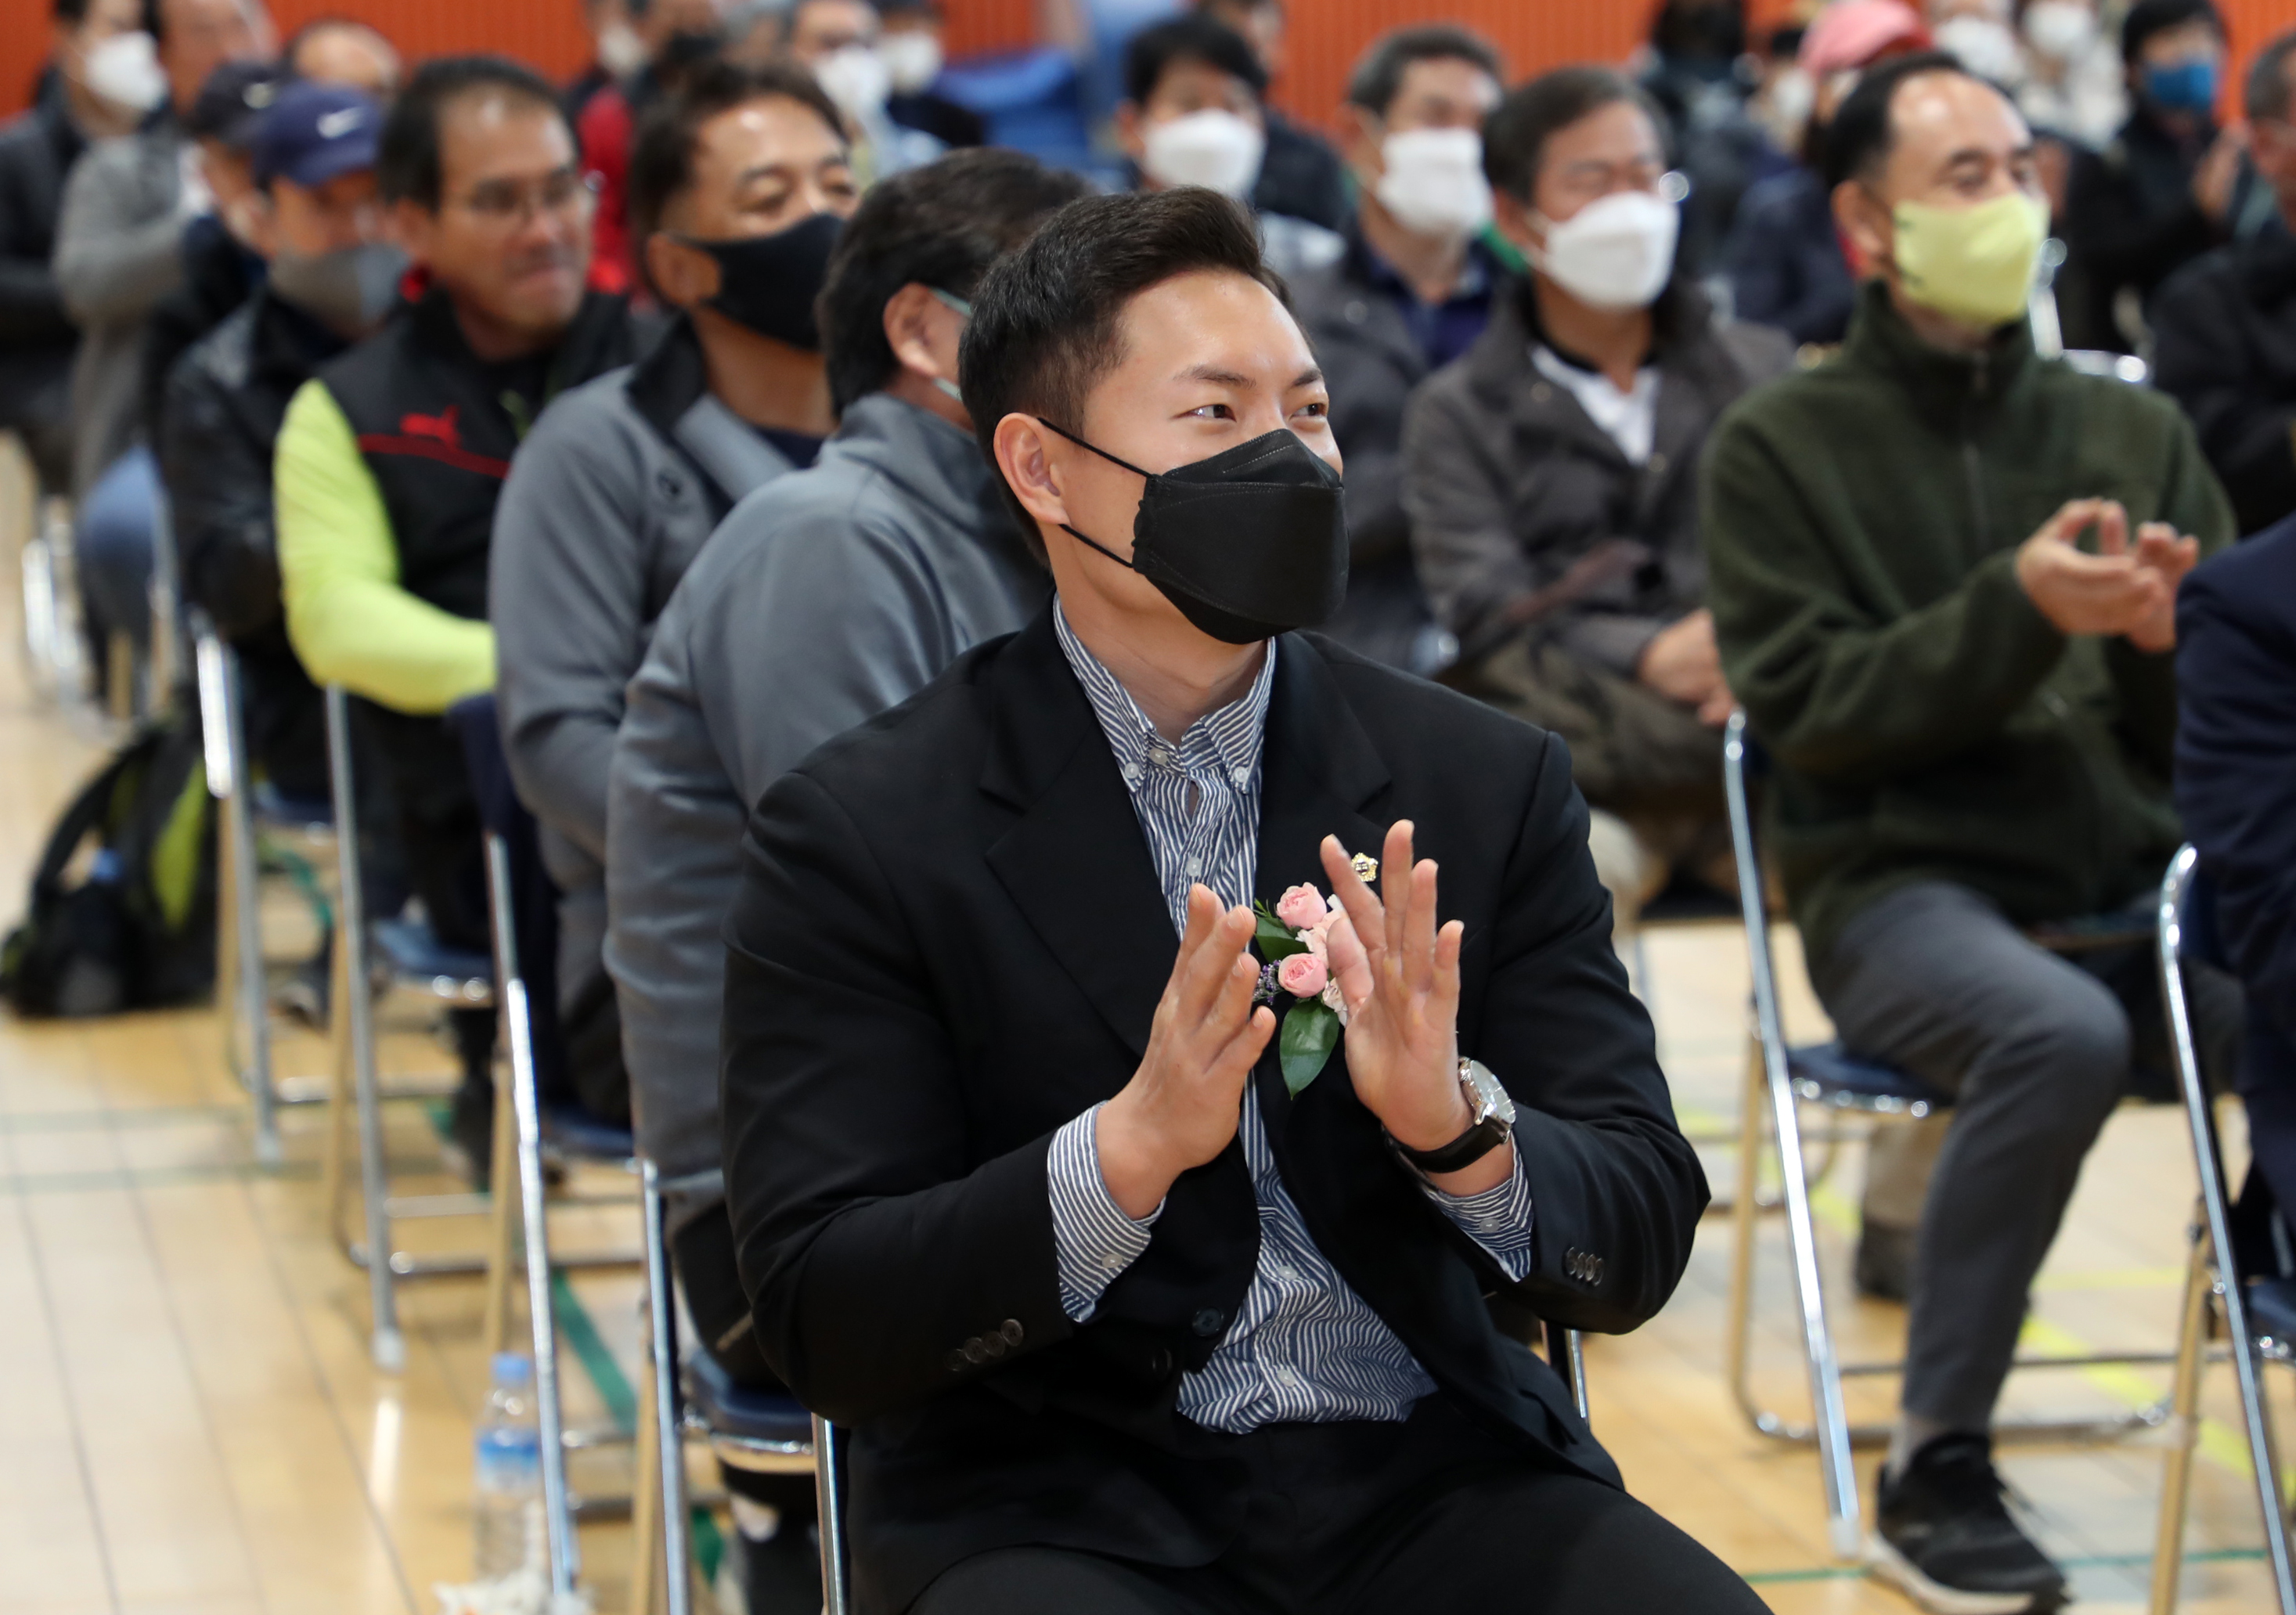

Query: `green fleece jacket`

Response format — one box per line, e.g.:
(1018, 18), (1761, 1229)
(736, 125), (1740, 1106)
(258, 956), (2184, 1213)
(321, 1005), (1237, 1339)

(1702, 282), (2233, 968)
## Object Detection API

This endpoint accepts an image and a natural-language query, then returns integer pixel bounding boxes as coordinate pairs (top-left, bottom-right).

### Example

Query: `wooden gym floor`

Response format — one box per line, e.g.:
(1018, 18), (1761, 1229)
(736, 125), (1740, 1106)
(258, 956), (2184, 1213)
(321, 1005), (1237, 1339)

(0, 442), (2283, 1613)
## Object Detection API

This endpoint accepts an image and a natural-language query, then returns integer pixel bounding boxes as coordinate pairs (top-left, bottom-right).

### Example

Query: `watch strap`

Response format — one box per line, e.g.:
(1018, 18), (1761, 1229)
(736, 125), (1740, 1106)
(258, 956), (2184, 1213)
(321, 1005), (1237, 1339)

(1391, 1115), (1512, 1176)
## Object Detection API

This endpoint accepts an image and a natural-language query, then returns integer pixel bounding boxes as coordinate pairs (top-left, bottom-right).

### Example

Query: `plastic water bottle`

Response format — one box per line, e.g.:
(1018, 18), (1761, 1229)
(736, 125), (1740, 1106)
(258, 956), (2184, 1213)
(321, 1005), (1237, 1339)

(473, 1352), (542, 1580)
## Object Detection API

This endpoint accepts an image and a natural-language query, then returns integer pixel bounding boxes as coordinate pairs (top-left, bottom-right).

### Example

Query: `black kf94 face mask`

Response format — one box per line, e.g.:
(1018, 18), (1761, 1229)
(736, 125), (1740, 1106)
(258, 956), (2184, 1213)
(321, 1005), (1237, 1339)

(1040, 420), (1349, 644)
(677, 211), (844, 351)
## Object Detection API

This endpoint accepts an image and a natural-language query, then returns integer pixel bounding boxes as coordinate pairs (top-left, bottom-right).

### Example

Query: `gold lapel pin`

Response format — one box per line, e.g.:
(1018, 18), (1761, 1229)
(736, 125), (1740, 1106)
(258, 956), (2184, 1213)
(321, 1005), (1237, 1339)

(1350, 852), (1379, 884)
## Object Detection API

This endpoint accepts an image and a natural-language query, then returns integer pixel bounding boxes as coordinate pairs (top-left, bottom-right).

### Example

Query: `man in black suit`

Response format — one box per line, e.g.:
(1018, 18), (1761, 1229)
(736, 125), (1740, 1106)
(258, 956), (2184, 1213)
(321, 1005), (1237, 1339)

(719, 187), (1743, 1615)
(2176, 513), (2296, 1327)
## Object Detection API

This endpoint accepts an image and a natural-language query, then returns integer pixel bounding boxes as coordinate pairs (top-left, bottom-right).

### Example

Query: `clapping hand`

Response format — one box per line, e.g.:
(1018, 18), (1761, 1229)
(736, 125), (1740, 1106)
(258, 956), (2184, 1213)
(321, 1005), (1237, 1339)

(1319, 823), (1510, 1195)
(1096, 888), (1274, 1220)
(2015, 499), (2199, 651)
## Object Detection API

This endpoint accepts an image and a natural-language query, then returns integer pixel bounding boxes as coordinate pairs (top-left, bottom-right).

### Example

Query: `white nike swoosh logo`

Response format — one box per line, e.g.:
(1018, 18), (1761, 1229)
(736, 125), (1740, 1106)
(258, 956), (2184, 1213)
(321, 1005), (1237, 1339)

(315, 109), (365, 139)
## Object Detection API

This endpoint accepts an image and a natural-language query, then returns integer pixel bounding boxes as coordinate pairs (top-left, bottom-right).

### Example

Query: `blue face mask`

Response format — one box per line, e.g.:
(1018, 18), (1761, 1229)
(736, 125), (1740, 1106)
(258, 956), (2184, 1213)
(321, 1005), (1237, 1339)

(2143, 57), (2219, 114)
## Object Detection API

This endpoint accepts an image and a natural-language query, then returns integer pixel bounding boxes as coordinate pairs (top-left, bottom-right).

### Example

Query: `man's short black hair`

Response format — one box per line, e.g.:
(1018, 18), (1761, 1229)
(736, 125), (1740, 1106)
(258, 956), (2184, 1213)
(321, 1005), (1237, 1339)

(2249, 27), (2296, 123)
(2122, 0), (2225, 67)
(1483, 66), (1663, 201)
(1123, 15), (1267, 107)
(55, 0), (92, 25)
(626, 59), (844, 256)
(1343, 24), (1503, 118)
(1821, 51), (1983, 190)
(820, 147), (1090, 415)
(961, 187), (1287, 561)
(377, 55), (573, 210)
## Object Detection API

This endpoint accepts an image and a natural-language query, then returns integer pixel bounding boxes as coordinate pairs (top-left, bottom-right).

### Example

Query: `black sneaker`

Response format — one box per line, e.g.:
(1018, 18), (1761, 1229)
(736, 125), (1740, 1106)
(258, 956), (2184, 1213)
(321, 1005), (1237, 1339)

(1870, 1433), (2067, 1613)
(719, 1523), (823, 1615)
(1856, 1223), (1916, 1303)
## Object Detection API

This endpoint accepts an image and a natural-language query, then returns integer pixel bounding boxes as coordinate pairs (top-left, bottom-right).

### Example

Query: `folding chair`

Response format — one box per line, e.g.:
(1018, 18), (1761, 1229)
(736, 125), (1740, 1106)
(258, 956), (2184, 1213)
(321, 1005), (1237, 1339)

(634, 1161), (820, 1615)
(194, 625), (337, 1163)
(456, 693), (647, 1598)
(2148, 845), (2296, 1614)
(1721, 709), (2174, 1558)
(321, 682), (498, 1369)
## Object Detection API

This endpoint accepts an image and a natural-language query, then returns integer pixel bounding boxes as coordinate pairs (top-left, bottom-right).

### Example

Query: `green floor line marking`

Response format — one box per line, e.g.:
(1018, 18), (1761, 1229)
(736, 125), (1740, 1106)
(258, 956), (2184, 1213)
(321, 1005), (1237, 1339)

(550, 1268), (636, 1436)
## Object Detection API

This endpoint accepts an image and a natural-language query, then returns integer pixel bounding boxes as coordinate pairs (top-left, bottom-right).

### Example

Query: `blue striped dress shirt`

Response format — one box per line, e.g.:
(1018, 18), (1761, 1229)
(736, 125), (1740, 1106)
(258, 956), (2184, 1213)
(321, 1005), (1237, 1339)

(1043, 602), (1535, 1433)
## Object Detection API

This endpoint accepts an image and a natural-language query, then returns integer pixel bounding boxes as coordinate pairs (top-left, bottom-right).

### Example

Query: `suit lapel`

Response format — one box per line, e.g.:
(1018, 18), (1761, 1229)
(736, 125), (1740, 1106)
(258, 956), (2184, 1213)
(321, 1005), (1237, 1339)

(982, 612), (1176, 1058)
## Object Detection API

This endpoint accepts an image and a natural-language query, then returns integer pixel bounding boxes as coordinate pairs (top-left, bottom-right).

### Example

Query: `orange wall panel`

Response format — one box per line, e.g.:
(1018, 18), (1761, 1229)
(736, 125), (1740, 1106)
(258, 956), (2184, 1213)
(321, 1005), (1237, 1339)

(13, 2), (2296, 139)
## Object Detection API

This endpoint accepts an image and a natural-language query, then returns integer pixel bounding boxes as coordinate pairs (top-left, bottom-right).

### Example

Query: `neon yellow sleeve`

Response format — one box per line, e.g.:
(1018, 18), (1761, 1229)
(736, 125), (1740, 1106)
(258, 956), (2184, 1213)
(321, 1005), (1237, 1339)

(275, 380), (496, 715)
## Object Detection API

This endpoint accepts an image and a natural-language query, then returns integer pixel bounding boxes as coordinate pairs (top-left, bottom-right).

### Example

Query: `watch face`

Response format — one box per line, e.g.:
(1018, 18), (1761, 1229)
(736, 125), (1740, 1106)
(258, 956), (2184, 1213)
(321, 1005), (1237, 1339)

(1464, 1059), (1516, 1126)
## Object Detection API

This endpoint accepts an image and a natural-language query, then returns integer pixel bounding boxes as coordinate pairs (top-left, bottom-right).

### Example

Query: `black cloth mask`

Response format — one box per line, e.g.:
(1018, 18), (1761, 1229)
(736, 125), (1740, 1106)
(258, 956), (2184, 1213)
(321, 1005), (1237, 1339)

(1040, 420), (1348, 643)
(679, 211), (843, 350)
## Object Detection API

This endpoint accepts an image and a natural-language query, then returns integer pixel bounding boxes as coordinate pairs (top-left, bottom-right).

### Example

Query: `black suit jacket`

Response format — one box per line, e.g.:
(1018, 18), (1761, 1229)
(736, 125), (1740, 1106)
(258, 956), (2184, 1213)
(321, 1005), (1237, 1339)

(2176, 516), (2296, 1109)
(720, 609), (1707, 1612)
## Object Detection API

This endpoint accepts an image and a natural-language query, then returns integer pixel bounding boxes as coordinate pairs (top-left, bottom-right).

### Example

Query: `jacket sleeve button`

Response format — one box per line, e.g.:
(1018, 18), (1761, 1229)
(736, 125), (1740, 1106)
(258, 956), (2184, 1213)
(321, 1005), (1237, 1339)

(1000, 1318), (1025, 1346)
(945, 1350), (967, 1373)
(1192, 1307), (1226, 1337)
(962, 1339), (988, 1364)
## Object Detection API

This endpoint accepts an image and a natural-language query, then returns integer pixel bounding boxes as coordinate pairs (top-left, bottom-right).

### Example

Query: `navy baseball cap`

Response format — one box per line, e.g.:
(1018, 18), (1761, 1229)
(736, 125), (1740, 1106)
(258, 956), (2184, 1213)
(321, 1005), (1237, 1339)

(186, 60), (285, 149)
(251, 81), (384, 189)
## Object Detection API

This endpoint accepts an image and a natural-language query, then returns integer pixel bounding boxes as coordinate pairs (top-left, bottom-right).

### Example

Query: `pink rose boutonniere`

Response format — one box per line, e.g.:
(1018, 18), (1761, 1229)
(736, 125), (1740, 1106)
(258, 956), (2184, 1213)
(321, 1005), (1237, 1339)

(1253, 882), (1351, 1094)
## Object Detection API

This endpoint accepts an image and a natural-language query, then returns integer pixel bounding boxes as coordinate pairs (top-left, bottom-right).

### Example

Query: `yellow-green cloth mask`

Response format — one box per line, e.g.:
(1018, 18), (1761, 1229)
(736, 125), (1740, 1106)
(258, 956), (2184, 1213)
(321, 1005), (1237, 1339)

(1891, 190), (2049, 330)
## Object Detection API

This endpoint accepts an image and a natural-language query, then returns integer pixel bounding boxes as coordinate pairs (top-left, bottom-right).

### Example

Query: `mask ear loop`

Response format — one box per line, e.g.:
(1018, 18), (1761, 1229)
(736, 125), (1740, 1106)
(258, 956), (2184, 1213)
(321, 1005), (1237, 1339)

(1033, 416), (1155, 571)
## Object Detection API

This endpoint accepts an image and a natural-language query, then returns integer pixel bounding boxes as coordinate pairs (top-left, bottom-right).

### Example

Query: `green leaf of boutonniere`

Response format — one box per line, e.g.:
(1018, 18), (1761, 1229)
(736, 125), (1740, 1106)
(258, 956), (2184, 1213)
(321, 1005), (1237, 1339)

(1279, 1000), (1341, 1095)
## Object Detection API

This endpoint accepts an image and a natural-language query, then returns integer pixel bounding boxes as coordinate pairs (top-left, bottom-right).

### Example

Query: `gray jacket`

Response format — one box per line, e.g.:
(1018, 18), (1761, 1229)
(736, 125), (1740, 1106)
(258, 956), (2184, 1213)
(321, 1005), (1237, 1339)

(55, 124), (186, 492)
(1404, 280), (1793, 671)
(493, 315), (804, 1055)
(605, 392), (1047, 1188)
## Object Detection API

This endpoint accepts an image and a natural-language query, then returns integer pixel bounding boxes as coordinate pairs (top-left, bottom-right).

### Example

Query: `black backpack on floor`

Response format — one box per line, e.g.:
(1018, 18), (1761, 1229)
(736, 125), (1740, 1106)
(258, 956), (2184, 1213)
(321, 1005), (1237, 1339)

(1, 709), (218, 1017)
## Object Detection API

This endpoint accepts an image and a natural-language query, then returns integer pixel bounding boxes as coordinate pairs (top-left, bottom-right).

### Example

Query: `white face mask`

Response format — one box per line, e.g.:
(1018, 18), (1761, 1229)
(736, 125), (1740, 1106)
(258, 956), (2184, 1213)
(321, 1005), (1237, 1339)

(879, 31), (943, 95)
(1141, 109), (1266, 200)
(83, 31), (168, 116)
(597, 20), (649, 80)
(1531, 189), (1680, 310)
(1372, 128), (1491, 241)
(2021, 0), (2096, 62)
(1934, 14), (2027, 86)
(814, 45), (892, 120)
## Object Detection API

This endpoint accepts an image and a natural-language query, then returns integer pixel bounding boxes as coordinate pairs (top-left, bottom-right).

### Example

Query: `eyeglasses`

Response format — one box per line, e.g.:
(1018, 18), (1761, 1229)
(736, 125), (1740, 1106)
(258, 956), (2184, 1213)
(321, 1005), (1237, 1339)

(449, 167), (600, 226)
(1548, 159), (1692, 207)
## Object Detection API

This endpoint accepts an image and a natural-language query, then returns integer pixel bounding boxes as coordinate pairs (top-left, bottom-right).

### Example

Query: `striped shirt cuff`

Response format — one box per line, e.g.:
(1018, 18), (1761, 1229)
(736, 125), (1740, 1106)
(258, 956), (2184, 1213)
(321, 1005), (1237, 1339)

(1048, 1104), (1162, 1322)
(1417, 1148), (1535, 1282)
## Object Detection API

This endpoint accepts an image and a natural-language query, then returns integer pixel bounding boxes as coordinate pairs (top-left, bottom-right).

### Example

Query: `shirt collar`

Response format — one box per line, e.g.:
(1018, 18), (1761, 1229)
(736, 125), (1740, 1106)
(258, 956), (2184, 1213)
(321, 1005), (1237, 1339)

(1052, 598), (1275, 791)
(1351, 226), (1497, 309)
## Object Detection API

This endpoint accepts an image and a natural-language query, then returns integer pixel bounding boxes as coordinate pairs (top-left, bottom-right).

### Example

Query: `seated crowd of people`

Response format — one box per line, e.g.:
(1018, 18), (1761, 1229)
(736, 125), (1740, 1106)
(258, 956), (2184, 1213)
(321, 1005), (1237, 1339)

(8, 0), (2296, 1612)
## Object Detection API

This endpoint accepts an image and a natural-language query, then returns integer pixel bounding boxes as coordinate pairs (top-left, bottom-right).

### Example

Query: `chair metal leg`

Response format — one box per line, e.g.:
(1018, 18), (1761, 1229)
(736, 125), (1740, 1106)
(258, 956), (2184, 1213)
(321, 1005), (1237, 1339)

(200, 635), (280, 1164)
(643, 1163), (695, 1615)
(2159, 848), (2296, 1613)
(488, 834), (579, 1599)
(1725, 716), (1862, 1559)
(816, 1414), (849, 1615)
(1547, 1321), (1589, 1422)
(2150, 1220), (2215, 1615)
(328, 686), (402, 1371)
(631, 1280), (666, 1615)
(481, 1054), (519, 1360)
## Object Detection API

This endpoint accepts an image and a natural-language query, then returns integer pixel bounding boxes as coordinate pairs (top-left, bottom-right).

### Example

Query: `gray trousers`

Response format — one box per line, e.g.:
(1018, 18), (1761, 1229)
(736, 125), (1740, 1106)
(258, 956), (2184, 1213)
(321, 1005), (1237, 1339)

(1810, 880), (2235, 1432)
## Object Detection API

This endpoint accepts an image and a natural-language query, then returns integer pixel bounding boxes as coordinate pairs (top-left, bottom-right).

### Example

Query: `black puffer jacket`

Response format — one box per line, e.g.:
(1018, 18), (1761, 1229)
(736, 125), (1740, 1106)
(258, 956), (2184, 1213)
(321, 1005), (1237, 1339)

(160, 286), (349, 795)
